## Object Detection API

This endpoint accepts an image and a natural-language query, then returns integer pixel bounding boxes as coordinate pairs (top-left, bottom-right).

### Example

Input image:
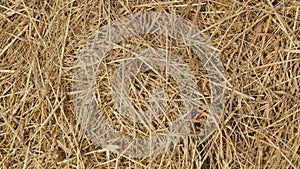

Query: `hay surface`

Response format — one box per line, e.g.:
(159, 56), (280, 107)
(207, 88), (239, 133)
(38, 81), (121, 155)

(0, 0), (299, 168)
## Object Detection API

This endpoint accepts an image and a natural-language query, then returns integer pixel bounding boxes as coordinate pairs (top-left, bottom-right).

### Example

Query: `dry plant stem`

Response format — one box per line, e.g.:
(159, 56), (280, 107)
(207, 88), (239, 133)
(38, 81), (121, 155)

(0, 0), (299, 168)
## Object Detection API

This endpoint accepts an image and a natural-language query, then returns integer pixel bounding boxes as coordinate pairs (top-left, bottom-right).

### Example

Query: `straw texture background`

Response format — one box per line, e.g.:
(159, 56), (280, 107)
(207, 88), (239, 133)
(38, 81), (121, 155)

(0, 0), (299, 168)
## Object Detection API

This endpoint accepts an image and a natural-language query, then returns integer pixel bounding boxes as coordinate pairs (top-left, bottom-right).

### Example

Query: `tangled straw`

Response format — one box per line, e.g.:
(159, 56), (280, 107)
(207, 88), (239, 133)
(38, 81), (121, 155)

(73, 12), (226, 158)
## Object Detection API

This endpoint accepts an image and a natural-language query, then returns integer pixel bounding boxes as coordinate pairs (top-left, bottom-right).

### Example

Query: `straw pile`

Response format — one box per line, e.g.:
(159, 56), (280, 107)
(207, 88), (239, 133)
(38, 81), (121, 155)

(0, 0), (299, 168)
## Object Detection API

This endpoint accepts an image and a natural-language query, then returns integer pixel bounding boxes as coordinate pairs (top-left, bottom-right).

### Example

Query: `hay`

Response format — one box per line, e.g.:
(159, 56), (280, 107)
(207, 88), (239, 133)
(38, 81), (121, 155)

(0, 0), (299, 168)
